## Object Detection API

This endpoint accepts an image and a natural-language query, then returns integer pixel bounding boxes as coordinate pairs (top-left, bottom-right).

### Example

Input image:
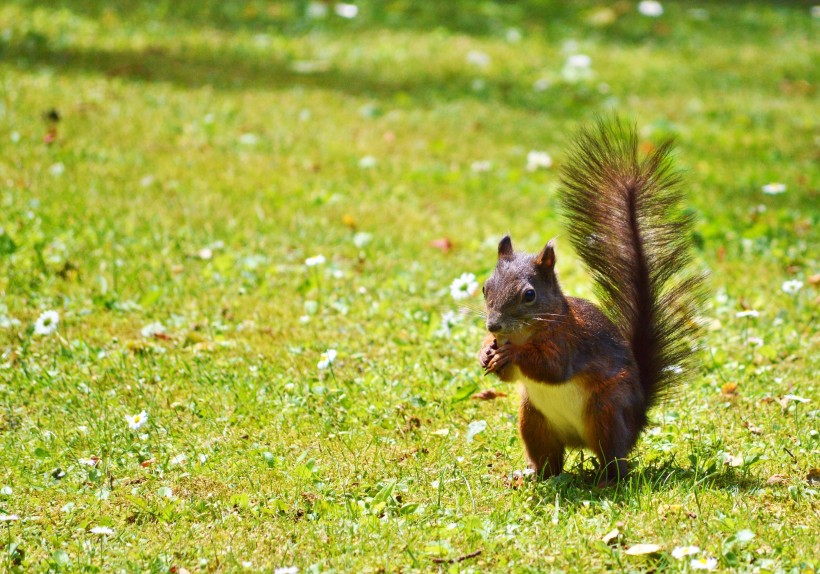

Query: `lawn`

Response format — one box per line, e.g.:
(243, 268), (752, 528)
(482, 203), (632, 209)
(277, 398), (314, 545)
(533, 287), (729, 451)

(0, 1), (818, 572)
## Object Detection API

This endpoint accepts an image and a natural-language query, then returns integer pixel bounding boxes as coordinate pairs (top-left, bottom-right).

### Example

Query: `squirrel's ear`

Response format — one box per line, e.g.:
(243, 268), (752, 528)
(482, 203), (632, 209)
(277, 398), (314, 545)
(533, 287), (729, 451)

(497, 235), (514, 259)
(535, 239), (556, 271)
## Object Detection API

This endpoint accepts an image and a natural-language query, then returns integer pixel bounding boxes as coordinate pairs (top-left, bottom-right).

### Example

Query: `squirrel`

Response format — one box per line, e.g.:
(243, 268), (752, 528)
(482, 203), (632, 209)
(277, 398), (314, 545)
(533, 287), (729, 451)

(478, 118), (704, 485)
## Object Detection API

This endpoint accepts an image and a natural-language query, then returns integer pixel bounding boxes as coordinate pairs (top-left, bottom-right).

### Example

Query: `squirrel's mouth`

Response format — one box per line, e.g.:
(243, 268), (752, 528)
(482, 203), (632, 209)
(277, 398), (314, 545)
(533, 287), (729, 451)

(492, 329), (532, 346)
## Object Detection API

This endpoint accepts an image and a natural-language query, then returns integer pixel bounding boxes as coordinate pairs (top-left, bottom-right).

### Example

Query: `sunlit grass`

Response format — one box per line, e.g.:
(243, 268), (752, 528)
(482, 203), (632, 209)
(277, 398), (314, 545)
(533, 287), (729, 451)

(0, 1), (818, 571)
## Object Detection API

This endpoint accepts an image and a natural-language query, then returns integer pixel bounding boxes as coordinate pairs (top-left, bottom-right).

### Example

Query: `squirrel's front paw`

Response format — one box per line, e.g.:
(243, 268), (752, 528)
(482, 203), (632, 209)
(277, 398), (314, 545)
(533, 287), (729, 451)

(485, 342), (513, 375)
(478, 338), (498, 369)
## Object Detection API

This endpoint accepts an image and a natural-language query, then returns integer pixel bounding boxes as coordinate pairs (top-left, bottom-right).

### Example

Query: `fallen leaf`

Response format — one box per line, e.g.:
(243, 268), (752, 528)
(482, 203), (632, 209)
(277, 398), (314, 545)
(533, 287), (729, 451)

(472, 389), (508, 400)
(430, 237), (454, 253)
(602, 528), (620, 545)
(808, 273), (820, 286)
(721, 382), (739, 396)
(807, 469), (820, 486)
(742, 421), (763, 435)
(140, 459), (156, 468)
(766, 474), (789, 485)
(624, 544), (661, 556)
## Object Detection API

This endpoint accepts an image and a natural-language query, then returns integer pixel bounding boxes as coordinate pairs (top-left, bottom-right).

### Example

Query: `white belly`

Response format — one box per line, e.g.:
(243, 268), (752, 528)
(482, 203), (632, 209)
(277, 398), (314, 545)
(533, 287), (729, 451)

(519, 373), (588, 446)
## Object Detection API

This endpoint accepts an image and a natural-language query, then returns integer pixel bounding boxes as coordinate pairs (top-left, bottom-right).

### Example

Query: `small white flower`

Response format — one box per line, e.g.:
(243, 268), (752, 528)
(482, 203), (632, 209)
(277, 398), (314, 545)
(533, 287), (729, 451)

(79, 457), (99, 467)
(140, 322), (166, 338)
(170, 453), (188, 466)
(0, 486), (11, 496)
(0, 514), (19, 522)
(353, 232), (372, 248)
(506, 28), (522, 43)
(747, 337), (764, 348)
(470, 160), (492, 173)
(526, 150), (553, 171)
(49, 162), (65, 176)
(466, 419), (487, 443)
(450, 273), (479, 301)
(238, 133), (259, 146)
(305, 255), (326, 267)
(690, 556), (718, 570)
(90, 526), (114, 536)
(358, 155), (377, 169)
(562, 54), (593, 83)
(781, 279), (803, 294)
(735, 310), (759, 318)
(274, 568), (298, 574)
(533, 78), (551, 92)
(127, 410), (148, 431)
(761, 182), (786, 195)
(466, 50), (491, 68)
(306, 1), (328, 19)
(671, 546), (700, 560)
(317, 349), (337, 369)
(638, 1), (664, 17)
(34, 310), (60, 335)
(334, 3), (358, 18)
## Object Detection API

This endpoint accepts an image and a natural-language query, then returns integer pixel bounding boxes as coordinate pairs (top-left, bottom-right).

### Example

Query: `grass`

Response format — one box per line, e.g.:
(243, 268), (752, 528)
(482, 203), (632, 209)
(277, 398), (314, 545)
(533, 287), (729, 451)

(0, 0), (818, 571)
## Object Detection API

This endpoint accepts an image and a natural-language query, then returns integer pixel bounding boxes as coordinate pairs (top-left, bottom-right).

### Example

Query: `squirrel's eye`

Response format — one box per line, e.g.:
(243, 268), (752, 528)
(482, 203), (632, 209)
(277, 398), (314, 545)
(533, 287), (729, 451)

(523, 289), (536, 303)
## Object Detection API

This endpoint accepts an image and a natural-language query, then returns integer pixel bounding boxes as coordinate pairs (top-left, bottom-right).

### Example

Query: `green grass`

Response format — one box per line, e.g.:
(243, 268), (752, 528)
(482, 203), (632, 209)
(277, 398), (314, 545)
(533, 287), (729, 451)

(0, 1), (818, 572)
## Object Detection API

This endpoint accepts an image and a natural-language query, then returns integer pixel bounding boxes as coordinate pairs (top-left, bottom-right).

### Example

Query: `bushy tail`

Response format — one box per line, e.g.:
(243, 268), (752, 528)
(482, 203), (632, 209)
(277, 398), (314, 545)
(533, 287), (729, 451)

(558, 117), (705, 407)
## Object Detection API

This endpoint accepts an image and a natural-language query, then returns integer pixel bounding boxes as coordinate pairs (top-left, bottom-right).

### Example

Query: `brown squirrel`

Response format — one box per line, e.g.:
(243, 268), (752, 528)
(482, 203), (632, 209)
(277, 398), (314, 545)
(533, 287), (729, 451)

(479, 118), (704, 485)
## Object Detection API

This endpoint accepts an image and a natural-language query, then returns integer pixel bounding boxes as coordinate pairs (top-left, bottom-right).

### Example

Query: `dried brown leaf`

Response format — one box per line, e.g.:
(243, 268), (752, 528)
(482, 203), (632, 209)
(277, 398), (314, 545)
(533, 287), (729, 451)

(472, 389), (508, 400)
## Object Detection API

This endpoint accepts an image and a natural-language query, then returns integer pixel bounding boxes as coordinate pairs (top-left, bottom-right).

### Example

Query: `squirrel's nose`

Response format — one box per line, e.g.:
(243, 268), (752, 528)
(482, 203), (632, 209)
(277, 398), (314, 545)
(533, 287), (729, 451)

(487, 320), (503, 334)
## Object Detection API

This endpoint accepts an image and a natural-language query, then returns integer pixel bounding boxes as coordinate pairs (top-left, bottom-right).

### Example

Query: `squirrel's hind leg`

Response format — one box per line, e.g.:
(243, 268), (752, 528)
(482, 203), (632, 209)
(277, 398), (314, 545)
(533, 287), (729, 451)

(585, 375), (646, 486)
(519, 396), (565, 479)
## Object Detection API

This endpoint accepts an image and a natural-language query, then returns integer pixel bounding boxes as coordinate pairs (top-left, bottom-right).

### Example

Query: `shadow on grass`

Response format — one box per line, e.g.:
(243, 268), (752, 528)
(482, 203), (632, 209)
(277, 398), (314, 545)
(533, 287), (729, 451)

(527, 457), (762, 507)
(9, 0), (812, 42)
(0, 35), (602, 114)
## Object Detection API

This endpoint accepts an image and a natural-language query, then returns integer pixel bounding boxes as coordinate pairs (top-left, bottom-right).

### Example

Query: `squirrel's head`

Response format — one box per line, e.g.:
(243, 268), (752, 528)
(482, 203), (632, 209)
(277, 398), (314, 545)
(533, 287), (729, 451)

(482, 235), (565, 340)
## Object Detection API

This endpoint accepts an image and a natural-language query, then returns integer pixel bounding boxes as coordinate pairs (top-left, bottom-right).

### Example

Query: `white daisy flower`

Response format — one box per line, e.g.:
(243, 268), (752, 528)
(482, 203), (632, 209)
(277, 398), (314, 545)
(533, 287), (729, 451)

(690, 556), (718, 570)
(562, 54), (593, 83)
(450, 273), (479, 301)
(90, 526), (114, 536)
(526, 150), (553, 171)
(274, 567), (298, 574)
(0, 514), (19, 522)
(306, 2), (328, 19)
(126, 410), (148, 431)
(671, 546), (700, 560)
(305, 255), (326, 267)
(358, 156), (377, 169)
(334, 3), (358, 18)
(638, 1), (664, 17)
(781, 279), (803, 294)
(761, 182), (786, 195)
(317, 349), (337, 370)
(466, 50), (491, 68)
(34, 310), (59, 336)
(735, 310), (759, 318)
(140, 322), (166, 338)
(470, 160), (492, 173)
(0, 486), (11, 496)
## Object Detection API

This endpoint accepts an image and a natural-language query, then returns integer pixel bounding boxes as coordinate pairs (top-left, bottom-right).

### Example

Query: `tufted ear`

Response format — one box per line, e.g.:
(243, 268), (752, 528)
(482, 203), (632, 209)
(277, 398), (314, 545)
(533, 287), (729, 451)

(535, 239), (556, 272)
(498, 235), (514, 259)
